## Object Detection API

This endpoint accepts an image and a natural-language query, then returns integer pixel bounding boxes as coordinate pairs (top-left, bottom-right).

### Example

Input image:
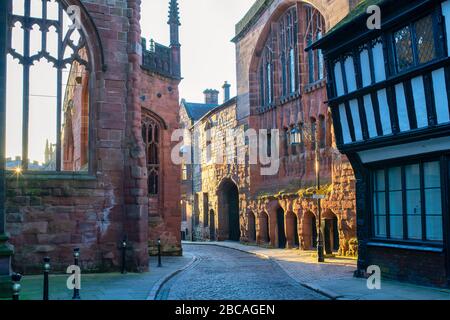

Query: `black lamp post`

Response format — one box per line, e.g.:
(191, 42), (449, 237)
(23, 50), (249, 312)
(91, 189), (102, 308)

(290, 124), (324, 263)
(43, 257), (50, 300)
(11, 273), (22, 301)
(314, 139), (325, 263)
(72, 248), (81, 300)
(121, 237), (127, 274)
(157, 239), (162, 268)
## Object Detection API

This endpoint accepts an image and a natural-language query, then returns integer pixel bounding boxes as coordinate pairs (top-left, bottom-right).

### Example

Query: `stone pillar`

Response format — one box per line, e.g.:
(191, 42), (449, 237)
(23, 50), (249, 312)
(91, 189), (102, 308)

(0, 0), (14, 298)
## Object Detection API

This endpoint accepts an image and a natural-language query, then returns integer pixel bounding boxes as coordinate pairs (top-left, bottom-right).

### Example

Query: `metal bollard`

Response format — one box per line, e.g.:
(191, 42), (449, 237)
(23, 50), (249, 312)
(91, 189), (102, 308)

(157, 238), (162, 268)
(72, 248), (81, 300)
(11, 273), (22, 301)
(121, 236), (127, 274)
(43, 257), (50, 301)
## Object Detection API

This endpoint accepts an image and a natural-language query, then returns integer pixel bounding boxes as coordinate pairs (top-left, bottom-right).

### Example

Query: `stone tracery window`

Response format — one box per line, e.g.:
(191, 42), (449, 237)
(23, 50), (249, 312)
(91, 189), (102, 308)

(279, 6), (298, 96)
(259, 36), (274, 107)
(142, 115), (160, 195)
(305, 5), (325, 83)
(7, 0), (91, 172)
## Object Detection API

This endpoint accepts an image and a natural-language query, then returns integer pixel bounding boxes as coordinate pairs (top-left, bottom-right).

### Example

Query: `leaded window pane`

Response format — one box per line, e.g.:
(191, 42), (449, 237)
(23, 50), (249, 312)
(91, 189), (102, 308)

(394, 26), (414, 72)
(415, 15), (436, 64)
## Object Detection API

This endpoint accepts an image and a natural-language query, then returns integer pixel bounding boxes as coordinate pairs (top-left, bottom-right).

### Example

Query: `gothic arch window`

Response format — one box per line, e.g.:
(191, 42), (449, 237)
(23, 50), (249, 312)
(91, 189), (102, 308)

(7, 0), (93, 172)
(279, 6), (298, 96)
(305, 5), (325, 83)
(259, 30), (274, 107)
(142, 115), (161, 195)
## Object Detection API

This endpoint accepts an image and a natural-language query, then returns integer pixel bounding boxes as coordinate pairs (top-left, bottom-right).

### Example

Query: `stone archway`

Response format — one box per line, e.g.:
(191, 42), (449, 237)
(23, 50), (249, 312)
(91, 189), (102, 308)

(258, 212), (270, 244)
(323, 210), (340, 254)
(276, 207), (287, 249)
(302, 211), (317, 250)
(217, 179), (240, 241)
(248, 211), (256, 242)
(286, 211), (299, 248)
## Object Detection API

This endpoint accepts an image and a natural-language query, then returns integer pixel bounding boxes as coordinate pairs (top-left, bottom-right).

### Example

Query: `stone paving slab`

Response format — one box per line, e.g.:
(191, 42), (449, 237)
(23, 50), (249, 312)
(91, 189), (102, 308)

(15, 254), (194, 300)
(185, 241), (450, 300)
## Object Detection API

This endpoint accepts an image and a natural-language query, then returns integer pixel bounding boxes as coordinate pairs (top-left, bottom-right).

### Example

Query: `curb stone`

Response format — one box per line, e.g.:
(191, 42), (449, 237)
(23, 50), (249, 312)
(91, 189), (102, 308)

(147, 254), (198, 300)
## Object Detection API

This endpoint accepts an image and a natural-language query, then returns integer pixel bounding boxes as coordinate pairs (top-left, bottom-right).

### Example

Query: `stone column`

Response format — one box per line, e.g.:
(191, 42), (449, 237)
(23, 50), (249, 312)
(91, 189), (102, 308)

(0, 0), (14, 298)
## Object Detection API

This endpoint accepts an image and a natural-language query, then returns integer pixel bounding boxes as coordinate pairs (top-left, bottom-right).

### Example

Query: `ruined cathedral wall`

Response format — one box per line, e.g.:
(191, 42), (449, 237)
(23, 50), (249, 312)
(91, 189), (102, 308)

(139, 70), (182, 256)
(6, 0), (150, 274)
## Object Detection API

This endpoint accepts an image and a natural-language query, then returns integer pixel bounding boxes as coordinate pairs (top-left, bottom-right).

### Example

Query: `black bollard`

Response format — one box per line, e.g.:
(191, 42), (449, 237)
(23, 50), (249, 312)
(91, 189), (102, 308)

(72, 248), (81, 300)
(11, 273), (22, 301)
(157, 238), (162, 268)
(43, 257), (50, 301)
(121, 236), (127, 274)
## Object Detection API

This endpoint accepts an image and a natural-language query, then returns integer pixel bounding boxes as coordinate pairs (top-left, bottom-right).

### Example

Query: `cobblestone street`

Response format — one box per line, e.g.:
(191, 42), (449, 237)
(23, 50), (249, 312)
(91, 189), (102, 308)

(156, 244), (326, 300)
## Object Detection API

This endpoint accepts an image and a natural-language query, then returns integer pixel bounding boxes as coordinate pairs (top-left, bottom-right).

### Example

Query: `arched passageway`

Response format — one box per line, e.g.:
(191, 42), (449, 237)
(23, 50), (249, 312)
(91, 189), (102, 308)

(276, 207), (286, 249)
(324, 211), (340, 254)
(285, 211), (299, 248)
(218, 180), (240, 241)
(302, 211), (317, 250)
(248, 212), (256, 242)
(258, 212), (270, 244)
(209, 209), (215, 241)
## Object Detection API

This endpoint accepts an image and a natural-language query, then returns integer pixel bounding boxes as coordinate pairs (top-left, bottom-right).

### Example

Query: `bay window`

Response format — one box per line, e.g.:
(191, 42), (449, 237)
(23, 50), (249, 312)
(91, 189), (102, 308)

(372, 160), (443, 242)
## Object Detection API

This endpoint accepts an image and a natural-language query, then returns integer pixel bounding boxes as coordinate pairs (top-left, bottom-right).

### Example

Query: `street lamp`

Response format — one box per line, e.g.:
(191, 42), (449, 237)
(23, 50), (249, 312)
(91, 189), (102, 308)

(315, 136), (325, 263)
(290, 125), (302, 146)
(290, 123), (324, 263)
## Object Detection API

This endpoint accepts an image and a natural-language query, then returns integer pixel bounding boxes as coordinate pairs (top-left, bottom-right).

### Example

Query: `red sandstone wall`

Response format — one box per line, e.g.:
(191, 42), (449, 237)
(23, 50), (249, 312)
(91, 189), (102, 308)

(139, 70), (182, 256)
(5, 0), (150, 274)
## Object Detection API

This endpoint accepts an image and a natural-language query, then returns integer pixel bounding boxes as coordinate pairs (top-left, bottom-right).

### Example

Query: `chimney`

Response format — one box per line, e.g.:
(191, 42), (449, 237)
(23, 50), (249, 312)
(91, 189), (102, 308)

(203, 89), (219, 105)
(222, 81), (231, 103)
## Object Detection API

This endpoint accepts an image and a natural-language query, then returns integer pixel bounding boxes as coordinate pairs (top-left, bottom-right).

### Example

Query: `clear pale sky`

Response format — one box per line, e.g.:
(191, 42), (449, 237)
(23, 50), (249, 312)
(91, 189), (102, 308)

(6, 0), (255, 163)
(141, 0), (255, 103)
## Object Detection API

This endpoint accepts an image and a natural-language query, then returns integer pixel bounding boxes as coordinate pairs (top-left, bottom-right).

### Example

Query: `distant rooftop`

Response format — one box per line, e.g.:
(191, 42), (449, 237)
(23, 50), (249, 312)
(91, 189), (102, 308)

(181, 100), (219, 121)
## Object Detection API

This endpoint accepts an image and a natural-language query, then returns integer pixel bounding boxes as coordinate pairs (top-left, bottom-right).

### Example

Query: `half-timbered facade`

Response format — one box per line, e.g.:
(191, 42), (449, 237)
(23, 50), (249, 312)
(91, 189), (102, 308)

(312, 0), (450, 287)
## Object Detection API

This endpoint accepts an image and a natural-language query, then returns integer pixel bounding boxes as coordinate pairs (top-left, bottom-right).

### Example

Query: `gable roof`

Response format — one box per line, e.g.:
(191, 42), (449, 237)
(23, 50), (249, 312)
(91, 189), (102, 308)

(181, 100), (219, 121)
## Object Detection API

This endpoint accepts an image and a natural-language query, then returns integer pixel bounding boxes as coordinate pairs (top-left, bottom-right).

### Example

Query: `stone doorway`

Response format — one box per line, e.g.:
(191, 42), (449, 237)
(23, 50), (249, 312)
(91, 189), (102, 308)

(209, 209), (215, 241)
(258, 212), (270, 244)
(276, 207), (287, 249)
(324, 212), (339, 254)
(218, 180), (240, 241)
(302, 211), (317, 249)
(248, 212), (256, 242)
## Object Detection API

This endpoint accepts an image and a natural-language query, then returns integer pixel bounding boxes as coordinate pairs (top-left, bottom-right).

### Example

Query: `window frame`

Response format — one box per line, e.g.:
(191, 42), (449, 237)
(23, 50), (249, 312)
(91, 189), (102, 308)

(389, 9), (444, 76)
(369, 156), (446, 245)
(142, 115), (161, 196)
(7, 0), (93, 174)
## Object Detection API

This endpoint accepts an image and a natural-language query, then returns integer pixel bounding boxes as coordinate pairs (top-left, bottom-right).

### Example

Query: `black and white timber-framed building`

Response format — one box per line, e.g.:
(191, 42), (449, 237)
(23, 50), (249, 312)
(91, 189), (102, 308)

(311, 0), (450, 287)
